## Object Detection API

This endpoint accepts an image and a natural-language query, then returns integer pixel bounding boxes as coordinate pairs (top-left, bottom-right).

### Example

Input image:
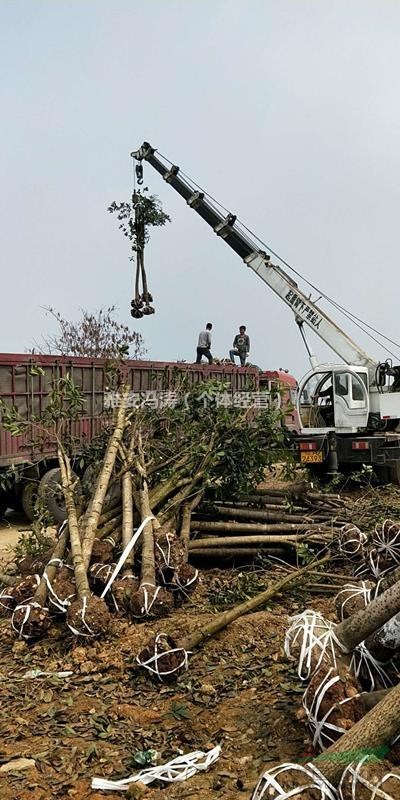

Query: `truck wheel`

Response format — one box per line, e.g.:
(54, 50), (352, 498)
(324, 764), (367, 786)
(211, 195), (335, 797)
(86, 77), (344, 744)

(39, 468), (80, 524)
(21, 482), (38, 522)
(82, 464), (121, 511)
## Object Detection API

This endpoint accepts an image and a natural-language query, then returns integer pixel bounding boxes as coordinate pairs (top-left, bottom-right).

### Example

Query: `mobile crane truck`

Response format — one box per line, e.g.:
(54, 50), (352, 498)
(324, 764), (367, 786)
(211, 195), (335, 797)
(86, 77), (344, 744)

(132, 141), (400, 482)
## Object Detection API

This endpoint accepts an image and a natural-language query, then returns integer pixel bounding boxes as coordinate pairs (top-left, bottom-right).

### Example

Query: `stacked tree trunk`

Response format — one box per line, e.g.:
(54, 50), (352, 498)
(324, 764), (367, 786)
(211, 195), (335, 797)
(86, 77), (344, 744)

(189, 487), (354, 561)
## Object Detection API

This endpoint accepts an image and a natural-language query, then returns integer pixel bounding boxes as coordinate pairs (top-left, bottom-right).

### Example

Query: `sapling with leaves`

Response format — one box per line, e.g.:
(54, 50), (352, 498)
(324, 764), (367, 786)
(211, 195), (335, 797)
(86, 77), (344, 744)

(108, 190), (170, 317)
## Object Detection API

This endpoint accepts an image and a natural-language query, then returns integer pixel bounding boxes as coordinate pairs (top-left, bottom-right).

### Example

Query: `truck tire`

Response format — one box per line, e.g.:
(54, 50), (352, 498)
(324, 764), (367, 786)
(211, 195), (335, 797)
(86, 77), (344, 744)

(21, 481), (38, 522)
(39, 468), (80, 524)
(82, 464), (121, 511)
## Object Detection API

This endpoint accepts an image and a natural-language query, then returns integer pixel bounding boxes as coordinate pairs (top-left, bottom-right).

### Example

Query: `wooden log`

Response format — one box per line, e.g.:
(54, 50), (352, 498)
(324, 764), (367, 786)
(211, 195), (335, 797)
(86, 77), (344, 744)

(189, 547), (287, 558)
(199, 506), (325, 524)
(189, 534), (331, 548)
(190, 520), (334, 534)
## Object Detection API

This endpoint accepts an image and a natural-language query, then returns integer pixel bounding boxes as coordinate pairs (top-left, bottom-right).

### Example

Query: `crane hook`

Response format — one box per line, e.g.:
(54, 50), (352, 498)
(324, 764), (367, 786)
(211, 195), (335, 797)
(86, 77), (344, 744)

(135, 163), (144, 185)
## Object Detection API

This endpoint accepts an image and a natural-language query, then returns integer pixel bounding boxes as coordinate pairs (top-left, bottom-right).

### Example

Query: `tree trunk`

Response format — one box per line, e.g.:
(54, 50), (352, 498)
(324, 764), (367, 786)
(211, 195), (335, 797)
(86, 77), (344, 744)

(313, 681), (400, 785)
(180, 492), (203, 560)
(181, 554), (330, 652)
(121, 471), (134, 571)
(189, 546), (287, 558)
(203, 506), (320, 524)
(190, 521), (333, 534)
(336, 577), (400, 652)
(96, 514), (123, 540)
(81, 385), (129, 569)
(32, 524), (70, 608)
(58, 448), (90, 598)
(189, 534), (329, 548)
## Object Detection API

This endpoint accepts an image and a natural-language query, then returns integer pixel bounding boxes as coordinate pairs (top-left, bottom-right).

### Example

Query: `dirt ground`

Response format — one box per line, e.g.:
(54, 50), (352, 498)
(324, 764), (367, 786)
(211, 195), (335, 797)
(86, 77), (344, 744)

(1, 475), (399, 799)
(0, 561), (332, 800)
(0, 512), (30, 565)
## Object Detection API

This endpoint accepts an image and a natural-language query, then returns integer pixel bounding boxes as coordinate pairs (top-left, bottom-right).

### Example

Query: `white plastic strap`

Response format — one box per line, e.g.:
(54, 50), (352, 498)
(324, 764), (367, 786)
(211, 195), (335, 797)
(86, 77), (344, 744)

(350, 641), (393, 691)
(335, 582), (372, 622)
(373, 519), (400, 564)
(91, 745), (221, 791)
(302, 667), (361, 751)
(251, 762), (337, 799)
(11, 601), (48, 640)
(284, 611), (347, 680)
(101, 516), (154, 598)
(338, 524), (367, 561)
(67, 595), (95, 637)
(43, 570), (74, 613)
(338, 756), (400, 800)
(156, 533), (174, 567)
(173, 568), (199, 596)
(137, 633), (190, 680)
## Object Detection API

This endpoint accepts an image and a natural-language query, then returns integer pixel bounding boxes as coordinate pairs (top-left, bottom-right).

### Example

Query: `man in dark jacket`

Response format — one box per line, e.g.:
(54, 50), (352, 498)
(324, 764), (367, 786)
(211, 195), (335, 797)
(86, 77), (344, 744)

(229, 326), (250, 367)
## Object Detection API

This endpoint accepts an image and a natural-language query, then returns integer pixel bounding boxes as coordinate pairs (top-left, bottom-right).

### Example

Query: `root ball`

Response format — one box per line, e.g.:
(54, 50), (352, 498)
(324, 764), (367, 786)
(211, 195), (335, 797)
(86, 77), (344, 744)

(11, 602), (51, 641)
(66, 595), (111, 639)
(137, 633), (189, 683)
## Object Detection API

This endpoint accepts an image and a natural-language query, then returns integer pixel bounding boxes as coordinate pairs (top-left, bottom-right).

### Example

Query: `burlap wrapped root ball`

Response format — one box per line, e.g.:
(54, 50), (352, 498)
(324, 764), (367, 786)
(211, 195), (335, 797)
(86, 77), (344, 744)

(90, 539), (115, 565)
(250, 763), (337, 799)
(89, 562), (117, 595)
(155, 532), (186, 585)
(339, 758), (400, 800)
(301, 663), (363, 751)
(372, 519), (400, 566)
(0, 574), (40, 615)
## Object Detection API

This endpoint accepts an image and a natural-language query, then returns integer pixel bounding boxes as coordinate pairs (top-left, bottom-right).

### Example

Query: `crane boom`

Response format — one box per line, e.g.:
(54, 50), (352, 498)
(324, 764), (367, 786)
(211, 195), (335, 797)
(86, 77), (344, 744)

(131, 142), (377, 378)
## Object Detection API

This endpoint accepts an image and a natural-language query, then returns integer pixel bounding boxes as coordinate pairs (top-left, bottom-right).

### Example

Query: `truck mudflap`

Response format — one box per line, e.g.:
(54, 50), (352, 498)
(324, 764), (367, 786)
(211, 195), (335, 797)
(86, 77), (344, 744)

(294, 433), (400, 468)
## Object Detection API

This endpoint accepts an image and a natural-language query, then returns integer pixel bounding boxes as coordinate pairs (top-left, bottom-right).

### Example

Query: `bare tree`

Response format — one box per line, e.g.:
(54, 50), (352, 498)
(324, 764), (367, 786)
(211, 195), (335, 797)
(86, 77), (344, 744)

(36, 305), (146, 359)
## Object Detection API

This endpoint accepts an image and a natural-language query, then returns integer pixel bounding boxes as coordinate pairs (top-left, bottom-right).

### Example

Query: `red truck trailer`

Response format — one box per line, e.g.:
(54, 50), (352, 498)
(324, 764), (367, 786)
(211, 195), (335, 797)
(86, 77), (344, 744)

(0, 353), (298, 520)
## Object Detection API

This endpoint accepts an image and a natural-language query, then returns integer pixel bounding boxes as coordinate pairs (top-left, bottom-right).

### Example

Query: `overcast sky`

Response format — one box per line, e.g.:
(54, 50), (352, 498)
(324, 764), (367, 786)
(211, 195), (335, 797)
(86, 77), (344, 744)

(2, 1), (400, 378)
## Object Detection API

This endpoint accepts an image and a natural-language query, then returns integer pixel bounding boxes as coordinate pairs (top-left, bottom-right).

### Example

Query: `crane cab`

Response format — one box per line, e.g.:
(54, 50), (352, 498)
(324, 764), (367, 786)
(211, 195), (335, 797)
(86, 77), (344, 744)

(297, 365), (369, 435)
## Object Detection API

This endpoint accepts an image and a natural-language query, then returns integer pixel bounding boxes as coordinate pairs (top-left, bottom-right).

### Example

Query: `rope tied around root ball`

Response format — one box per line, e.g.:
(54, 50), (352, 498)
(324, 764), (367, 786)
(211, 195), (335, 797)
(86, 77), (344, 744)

(338, 524), (368, 562)
(335, 582), (375, 622)
(11, 601), (50, 640)
(137, 633), (190, 682)
(349, 642), (394, 692)
(250, 762), (337, 799)
(302, 666), (363, 751)
(284, 610), (348, 680)
(338, 756), (400, 800)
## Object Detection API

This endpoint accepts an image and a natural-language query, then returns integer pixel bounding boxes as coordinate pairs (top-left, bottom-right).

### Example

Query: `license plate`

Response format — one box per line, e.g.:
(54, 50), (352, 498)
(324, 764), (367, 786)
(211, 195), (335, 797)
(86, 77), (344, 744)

(300, 451), (323, 463)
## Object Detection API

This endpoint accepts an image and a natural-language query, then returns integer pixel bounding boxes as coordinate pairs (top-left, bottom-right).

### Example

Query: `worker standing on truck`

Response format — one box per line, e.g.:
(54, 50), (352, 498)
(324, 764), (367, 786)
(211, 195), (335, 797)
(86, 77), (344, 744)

(229, 326), (250, 367)
(196, 323), (213, 364)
